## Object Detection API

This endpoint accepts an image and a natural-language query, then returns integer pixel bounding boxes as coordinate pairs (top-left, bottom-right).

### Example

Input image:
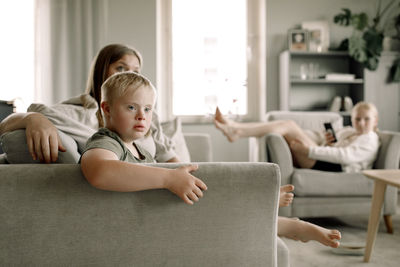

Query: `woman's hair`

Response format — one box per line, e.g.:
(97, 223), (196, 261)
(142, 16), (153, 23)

(85, 44), (143, 127)
(101, 71), (157, 105)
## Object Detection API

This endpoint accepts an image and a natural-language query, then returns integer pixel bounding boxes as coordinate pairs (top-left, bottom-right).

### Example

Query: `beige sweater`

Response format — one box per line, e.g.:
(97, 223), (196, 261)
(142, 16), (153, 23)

(28, 94), (177, 162)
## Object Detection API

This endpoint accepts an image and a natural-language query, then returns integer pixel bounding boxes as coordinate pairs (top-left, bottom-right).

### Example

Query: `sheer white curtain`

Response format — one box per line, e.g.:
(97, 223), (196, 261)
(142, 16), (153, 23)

(35, 0), (108, 105)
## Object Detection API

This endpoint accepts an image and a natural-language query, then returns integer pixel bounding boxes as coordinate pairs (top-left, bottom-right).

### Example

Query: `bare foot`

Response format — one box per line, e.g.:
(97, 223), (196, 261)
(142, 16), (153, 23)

(214, 107), (240, 142)
(278, 217), (341, 248)
(280, 184), (294, 207)
(294, 220), (341, 248)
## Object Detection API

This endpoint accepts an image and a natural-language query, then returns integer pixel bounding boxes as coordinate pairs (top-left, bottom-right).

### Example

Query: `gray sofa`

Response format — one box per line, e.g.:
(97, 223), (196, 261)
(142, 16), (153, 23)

(264, 111), (400, 232)
(0, 122), (290, 266)
(0, 162), (281, 266)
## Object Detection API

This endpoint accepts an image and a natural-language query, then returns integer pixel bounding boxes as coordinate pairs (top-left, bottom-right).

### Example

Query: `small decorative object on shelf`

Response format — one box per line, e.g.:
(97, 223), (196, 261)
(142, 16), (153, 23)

(325, 73), (355, 81)
(301, 20), (330, 52)
(288, 29), (308, 51)
(343, 96), (354, 112)
(329, 96), (342, 112)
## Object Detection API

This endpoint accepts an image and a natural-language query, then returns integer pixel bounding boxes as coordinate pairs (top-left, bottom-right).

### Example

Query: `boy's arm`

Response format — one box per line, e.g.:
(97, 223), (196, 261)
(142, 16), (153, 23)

(80, 148), (207, 205)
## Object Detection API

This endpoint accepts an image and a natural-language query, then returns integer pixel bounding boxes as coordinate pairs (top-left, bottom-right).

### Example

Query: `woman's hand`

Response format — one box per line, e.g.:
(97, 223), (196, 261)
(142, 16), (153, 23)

(164, 165), (207, 205)
(25, 113), (66, 163)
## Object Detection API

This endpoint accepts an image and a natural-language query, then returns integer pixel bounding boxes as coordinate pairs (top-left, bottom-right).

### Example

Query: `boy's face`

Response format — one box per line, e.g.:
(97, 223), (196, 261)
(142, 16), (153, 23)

(351, 108), (377, 135)
(104, 85), (155, 142)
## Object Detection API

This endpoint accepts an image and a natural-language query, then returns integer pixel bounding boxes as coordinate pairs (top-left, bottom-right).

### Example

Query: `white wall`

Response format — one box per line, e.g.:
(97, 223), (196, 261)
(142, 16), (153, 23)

(104, 0), (157, 83)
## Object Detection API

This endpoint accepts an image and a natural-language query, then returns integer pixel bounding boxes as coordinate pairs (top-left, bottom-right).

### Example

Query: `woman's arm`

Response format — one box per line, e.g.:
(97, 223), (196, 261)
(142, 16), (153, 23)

(0, 112), (65, 163)
(0, 112), (32, 134)
(80, 148), (207, 205)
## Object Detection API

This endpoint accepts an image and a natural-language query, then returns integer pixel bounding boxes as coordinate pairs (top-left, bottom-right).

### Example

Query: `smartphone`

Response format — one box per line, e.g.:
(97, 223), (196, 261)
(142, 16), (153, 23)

(324, 122), (337, 143)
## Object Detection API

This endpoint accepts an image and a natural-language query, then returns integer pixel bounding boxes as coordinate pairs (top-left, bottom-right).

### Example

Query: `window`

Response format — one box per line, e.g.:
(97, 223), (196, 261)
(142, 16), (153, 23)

(0, 0), (35, 112)
(157, 0), (266, 122)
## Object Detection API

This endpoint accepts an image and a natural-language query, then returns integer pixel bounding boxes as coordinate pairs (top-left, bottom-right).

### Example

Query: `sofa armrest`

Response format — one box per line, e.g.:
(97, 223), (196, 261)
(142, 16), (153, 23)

(0, 129), (80, 164)
(0, 162), (280, 266)
(184, 133), (212, 162)
(266, 133), (293, 186)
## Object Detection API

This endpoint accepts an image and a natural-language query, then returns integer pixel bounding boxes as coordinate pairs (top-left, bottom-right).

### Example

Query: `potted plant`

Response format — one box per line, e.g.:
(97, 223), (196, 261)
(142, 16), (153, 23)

(333, 0), (399, 72)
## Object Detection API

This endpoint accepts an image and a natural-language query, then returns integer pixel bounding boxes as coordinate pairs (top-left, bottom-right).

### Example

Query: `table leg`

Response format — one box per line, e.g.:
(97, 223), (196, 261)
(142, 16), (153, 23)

(364, 180), (387, 262)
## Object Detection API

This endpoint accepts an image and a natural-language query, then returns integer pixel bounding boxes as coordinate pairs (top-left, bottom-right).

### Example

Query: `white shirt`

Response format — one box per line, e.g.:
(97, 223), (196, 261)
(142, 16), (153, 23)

(308, 127), (380, 173)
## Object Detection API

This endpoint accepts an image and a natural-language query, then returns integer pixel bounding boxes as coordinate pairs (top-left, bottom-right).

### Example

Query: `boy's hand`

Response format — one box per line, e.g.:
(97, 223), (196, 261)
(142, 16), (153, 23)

(324, 132), (336, 146)
(165, 165), (208, 205)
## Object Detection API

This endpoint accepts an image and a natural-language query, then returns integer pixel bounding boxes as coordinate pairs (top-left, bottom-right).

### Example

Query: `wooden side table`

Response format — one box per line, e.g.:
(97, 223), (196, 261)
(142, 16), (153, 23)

(362, 169), (400, 262)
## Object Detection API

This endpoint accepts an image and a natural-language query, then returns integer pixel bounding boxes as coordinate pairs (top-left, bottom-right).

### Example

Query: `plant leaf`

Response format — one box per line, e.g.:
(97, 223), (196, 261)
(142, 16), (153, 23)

(351, 13), (368, 31)
(349, 35), (368, 63)
(390, 59), (400, 82)
(363, 29), (383, 57)
(334, 8), (352, 26)
(366, 56), (379, 71)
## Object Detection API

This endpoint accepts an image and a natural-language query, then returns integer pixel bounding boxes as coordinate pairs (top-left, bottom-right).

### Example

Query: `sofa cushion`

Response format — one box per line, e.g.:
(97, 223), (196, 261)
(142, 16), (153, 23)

(292, 168), (374, 197)
(0, 129), (80, 163)
(161, 117), (191, 162)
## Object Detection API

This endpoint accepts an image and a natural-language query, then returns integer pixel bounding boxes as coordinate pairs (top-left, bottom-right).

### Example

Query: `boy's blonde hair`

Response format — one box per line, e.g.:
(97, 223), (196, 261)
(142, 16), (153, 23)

(101, 71), (157, 105)
(352, 101), (379, 131)
(352, 101), (378, 119)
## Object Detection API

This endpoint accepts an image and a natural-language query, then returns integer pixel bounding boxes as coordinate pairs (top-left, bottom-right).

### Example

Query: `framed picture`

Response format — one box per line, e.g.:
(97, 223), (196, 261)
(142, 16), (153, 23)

(288, 29), (308, 51)
(301, 21), (330, 52)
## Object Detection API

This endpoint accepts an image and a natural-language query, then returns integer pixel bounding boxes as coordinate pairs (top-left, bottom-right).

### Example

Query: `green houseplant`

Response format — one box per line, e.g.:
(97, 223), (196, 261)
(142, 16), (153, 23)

(333, 0), (400, 73)
(389, 13), (400, 82)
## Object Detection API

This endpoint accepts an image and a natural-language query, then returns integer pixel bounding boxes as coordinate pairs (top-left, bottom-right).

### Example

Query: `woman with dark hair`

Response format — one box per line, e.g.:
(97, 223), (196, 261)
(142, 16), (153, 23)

(0, 44), (178, 163)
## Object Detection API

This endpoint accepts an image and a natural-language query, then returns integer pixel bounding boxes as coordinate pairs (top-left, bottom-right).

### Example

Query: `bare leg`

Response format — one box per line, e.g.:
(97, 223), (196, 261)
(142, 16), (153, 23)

(289, 140), (317, 169)
(214, 107), (317, 146)
(215, 107), (318, 168)
(280, 184), (294, 207)
(278, 216), (341, 248)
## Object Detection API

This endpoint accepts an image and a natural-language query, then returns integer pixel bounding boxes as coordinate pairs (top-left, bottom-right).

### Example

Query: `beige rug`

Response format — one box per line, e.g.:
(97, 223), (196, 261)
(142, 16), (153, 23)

(282, 205), (400, 267)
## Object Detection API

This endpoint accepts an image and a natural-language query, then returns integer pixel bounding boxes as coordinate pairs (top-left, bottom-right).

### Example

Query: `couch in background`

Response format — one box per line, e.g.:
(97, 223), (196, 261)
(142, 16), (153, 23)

(264, 111), (400, 233)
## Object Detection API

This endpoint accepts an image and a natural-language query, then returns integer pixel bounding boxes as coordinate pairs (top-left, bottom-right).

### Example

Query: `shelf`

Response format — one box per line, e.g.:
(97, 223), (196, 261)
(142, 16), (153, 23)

(288, 51), (349, 57)
(290, 78), (364, 84)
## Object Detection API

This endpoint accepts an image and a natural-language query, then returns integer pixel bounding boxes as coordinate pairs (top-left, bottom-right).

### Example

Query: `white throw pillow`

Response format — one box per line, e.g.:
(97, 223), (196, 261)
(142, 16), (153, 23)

(161, 117), (191, 162)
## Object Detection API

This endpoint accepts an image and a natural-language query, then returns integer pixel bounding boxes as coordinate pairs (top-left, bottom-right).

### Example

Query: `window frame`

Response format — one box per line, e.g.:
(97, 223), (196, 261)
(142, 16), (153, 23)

(156, 0), (266, 123)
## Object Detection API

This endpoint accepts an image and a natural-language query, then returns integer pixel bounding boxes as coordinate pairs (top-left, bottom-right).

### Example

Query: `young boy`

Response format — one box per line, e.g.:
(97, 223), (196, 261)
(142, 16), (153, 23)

(80, 71), (207, 205)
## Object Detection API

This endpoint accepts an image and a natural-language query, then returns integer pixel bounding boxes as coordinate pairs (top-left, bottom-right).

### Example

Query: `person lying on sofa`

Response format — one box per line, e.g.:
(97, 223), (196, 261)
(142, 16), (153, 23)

(214, 102), (380, 173)
(80, 71), (207, 205)
(0, 44), (178, 164)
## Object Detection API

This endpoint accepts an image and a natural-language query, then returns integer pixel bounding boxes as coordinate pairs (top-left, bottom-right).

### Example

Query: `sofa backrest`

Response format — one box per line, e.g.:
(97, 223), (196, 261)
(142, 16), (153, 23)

(0, 162), (280, 267)
(265, 111), (343, 132)
(374, 131), (400, 169)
